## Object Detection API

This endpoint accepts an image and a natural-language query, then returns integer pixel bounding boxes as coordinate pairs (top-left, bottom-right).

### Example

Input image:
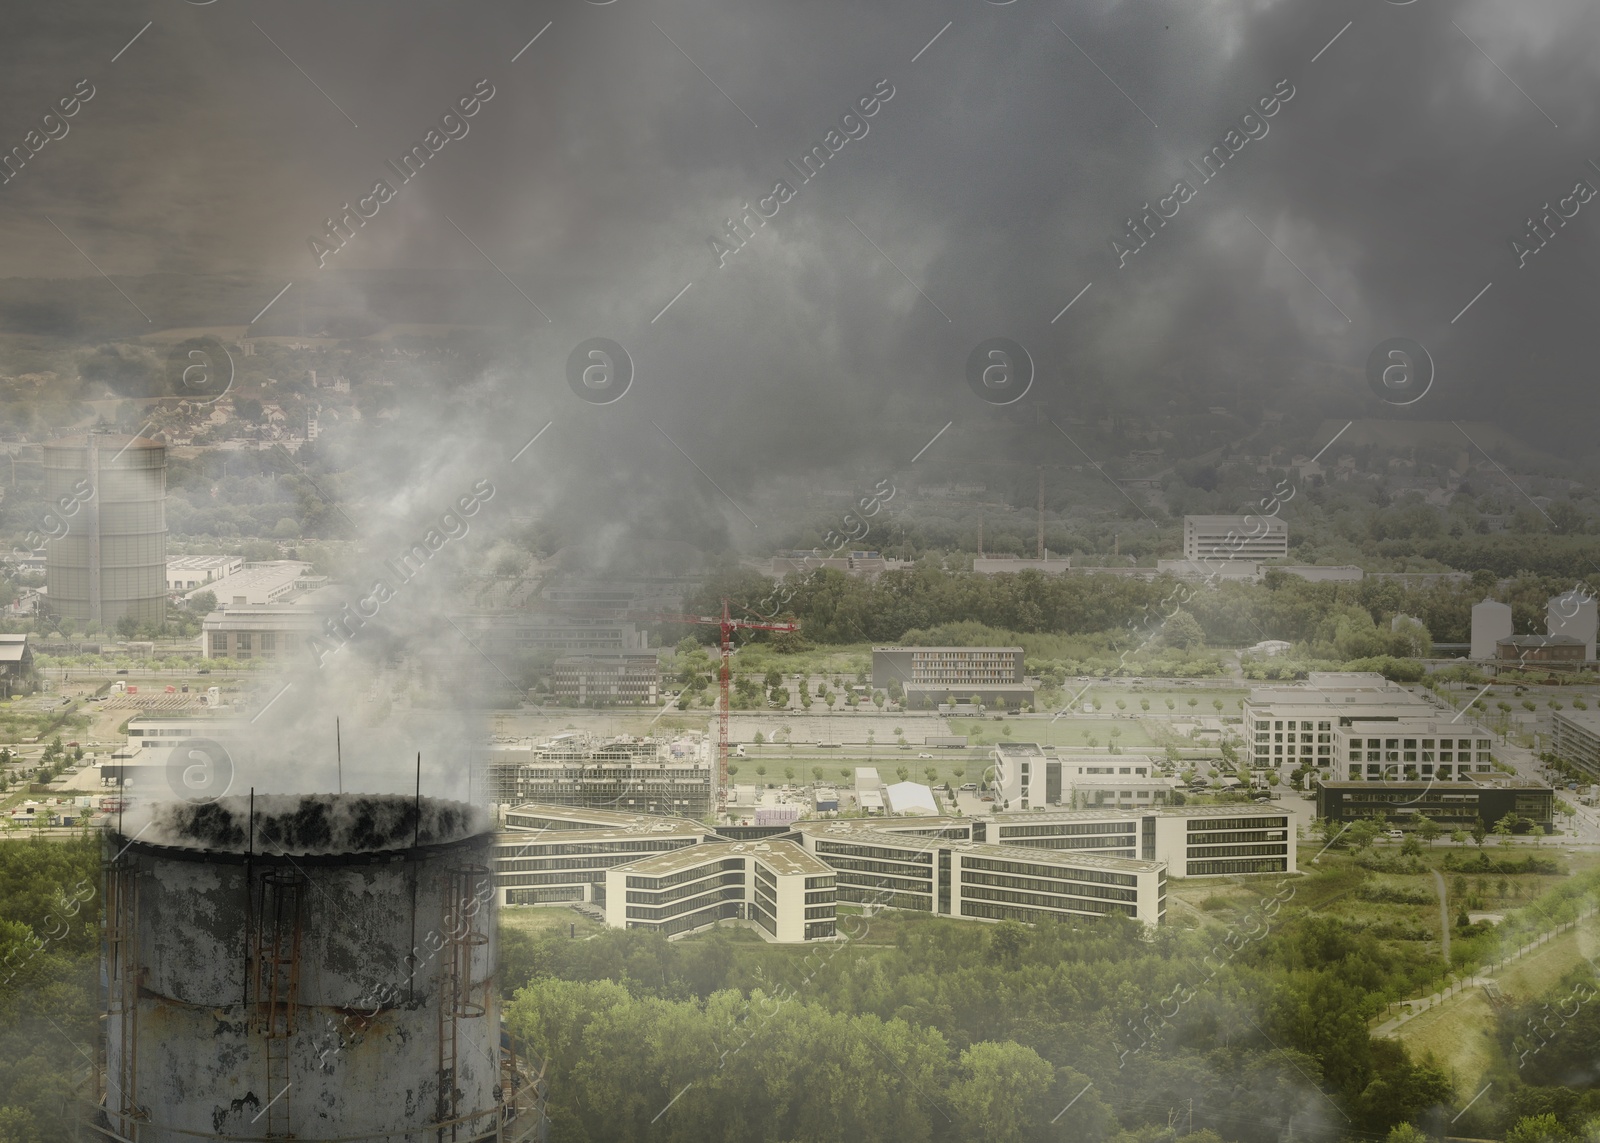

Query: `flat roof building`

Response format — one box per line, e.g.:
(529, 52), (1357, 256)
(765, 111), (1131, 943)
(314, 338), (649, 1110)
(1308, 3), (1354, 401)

(984, 804), (1295, 879)
(1183, 515), (1288, 563)
(794, 821), (1167, 927)
(1552, 709), (1600, 780)
(551, 653), (659, 706)
(992, 744), (1168, 811)
(605, 838), (837, 942)
(1334, 719), (1496, 782)
(1316, 776), (1553, 832)
(486, 734), (713, 817)
(872, 646), (1025, 705)
(1242, 674), (1433, 770)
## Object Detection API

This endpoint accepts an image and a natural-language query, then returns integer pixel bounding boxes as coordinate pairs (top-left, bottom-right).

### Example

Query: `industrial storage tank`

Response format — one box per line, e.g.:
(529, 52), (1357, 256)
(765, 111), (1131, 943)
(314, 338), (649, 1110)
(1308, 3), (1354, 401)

(90, 794), (542, 1142)
(43, 432), (166, 630)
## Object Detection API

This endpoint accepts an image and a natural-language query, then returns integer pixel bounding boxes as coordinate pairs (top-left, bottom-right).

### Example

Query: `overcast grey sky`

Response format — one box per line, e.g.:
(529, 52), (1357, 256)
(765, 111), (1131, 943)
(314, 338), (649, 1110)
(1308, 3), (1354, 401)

(4, 0), (1600, 540)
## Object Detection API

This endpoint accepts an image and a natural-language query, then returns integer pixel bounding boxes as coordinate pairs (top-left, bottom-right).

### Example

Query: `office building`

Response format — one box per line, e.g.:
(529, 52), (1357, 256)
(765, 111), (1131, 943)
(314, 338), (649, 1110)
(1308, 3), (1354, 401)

(1552, 709), (1600, 779)
(985, 805), (1295, 878)
(494, 805), (710, 907)
(873, 645), (1032, 709)
(1336, 719), (1495, 782)
(166, 555), (244, 592)
(1182, 515), (1288, 563)
(1548, 592), (1598, 660)
(992, 744), (1169, 811)
(551, 653), (660, 705)
(43, 433), (167, 629)
(485, 733), (713, 817)
(1471, 598), (1514, 660)
(201, 600), (333, 661)
(794, 821), (1166, 926)
(605, 838), (837, 942)
(1316, 776), (1553, 833)
(1242, 673), (1432, 770)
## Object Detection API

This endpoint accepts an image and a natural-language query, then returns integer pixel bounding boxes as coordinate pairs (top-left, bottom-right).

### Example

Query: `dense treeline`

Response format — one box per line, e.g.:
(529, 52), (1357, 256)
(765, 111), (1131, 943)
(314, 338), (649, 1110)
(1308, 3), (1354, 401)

(503, 906), (1454, 1143)
(0, 835), (101, 1143)
(684, 564), (1599, 651)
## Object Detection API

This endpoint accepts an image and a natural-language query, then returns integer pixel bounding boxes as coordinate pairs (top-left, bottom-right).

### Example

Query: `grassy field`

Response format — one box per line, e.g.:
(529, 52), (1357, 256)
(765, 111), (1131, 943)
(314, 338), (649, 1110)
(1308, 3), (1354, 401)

(501, 907), (605, 938)
(1394, 914), (1600, 1098)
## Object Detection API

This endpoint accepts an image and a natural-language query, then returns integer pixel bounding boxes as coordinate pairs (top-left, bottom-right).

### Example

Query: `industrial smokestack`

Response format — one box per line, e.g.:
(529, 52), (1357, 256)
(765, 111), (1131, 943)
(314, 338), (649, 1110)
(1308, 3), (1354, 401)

(93, 793), (541, 1142)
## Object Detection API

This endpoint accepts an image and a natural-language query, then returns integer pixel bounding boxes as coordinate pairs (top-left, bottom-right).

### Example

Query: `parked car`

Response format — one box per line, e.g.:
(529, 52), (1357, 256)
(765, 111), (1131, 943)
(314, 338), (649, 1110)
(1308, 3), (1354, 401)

(918, 753), (933, 759)
(960, 783), (978, 791)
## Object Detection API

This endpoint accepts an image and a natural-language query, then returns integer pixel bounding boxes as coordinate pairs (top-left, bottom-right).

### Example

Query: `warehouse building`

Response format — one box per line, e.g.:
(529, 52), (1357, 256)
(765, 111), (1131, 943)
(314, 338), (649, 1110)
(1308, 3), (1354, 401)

(1496, 634), (1586, 663)
(605, 838), (837, 942)
(166, 554), (243, 592)
(1316, 776), (1553, 833)
(1552, 709), (1600, 779)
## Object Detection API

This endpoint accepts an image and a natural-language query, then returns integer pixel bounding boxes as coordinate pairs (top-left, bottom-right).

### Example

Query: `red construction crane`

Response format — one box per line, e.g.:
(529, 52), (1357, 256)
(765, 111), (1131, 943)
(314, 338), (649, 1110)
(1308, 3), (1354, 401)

(538, 597), (799, 809)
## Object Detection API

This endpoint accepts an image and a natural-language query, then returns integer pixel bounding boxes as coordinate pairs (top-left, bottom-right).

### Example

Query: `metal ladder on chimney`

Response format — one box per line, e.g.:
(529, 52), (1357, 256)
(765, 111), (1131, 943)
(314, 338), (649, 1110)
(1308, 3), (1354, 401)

(437, 865), (491, 1139)
(103, 858), (145, 1135)
(253, 869), (304, 1139)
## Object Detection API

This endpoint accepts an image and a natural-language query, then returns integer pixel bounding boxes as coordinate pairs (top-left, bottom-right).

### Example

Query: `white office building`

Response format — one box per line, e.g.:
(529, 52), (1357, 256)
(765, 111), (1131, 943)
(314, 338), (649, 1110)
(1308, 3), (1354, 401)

(1183, 515), (1288, 563)
(1242, 674), (1432, 770)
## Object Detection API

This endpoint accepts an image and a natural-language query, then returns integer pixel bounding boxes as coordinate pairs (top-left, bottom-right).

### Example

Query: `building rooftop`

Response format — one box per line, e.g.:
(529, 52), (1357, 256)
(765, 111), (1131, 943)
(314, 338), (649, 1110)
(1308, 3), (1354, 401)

(993, 803), (1293, 824)
(872, 645), (1024, 653)
(1318, 777), (1549, 791)
(504, 803), (708, 833)
(193, 561), (313, 604)
(607, 837), (838, 878)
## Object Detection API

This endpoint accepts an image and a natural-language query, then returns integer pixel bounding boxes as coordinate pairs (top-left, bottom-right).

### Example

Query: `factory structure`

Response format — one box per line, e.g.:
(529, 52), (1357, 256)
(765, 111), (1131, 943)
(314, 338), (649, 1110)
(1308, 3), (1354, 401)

(87, 794), (546, 1142)
(491, 801), (1298, 941)
(44, 433), (167, 630)
(1467, 591), (1599, 666)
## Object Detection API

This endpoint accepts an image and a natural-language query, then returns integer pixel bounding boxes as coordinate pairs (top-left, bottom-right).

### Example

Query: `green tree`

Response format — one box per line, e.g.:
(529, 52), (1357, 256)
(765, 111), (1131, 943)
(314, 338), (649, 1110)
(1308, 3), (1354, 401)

(1506, 1114), (1567, 1143)
(1470, 820), (1487, 848)
(1418, 818), (1441, 846)
(811, 767), (823, 782)
(784, 766), (795, 781)
(1163, 610), (1206, 651)
(944, 1042), (1058, 1143)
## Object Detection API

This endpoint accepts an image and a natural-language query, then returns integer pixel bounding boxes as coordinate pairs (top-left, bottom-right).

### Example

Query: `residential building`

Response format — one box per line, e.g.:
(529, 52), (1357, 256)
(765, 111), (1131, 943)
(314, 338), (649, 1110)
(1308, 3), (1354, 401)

(605, 838), (837, 942)
(485, 733), (713, 817)
(873, 645), (1032, 709)
(166, 555), (244, 592)
(1182, 515), (1288, 562)
(1316, 776), (1554, 832)
(551, 653), (660, 705)
(1552, 709), (1600, 779)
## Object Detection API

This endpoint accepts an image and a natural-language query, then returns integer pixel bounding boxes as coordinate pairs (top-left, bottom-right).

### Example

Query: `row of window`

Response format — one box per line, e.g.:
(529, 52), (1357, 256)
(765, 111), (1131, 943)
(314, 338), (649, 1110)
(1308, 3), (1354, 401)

(960, 888), (1137, 917)
(625, 872), (744, 907)
(624, 887), (743, 921)
(814, 841), (933, 865)
(625, 901), (741, 937)
(962, 856), (1138, 888)
(1187, 857), (1287, 876)
(1186, 830), (1285, 845)
(626, 858), (745, 891)
(961, 870), (1137, 902)
(1187, 843), (1289, 859)
(836, 884), (932, 911)
(1255, 720), (1332, 731)
(997, 822), (1135, 839)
